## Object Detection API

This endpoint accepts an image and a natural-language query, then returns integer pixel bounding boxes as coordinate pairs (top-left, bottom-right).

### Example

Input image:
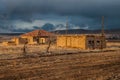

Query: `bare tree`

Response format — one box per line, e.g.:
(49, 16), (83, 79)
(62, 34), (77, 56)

(46, 36), (56, 53)
(46, 39), (52, 53)
(23, 41), (28, 57)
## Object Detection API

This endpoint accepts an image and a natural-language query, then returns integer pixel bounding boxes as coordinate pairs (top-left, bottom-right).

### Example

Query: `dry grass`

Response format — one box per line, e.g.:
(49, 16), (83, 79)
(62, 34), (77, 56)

(0, 50), (120, 80)
(107, 41), (120, 47)
(0, 40), (120, 80)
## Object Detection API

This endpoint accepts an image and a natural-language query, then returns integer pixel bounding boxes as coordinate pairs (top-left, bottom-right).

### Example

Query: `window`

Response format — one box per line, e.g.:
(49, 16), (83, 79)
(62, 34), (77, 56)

(88, 40), (95, 49)
(88, 41), (91, 44)
(88, 40), (94, 45)
(96, 41), (100, 45)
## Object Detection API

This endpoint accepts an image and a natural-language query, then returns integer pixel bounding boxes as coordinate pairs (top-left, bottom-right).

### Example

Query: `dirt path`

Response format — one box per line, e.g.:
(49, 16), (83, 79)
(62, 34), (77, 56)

(0, 50), (120, 80)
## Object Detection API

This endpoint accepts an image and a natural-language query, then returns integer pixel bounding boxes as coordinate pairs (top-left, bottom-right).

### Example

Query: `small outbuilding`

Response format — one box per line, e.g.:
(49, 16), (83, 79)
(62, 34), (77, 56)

(2, 37), (27, 46)
(57, 34), (106, 50)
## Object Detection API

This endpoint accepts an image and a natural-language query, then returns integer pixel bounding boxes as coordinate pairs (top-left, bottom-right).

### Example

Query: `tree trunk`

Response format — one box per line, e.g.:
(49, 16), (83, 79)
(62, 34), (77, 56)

(23, 42), (28, 57)
(46, 40), (52, 53)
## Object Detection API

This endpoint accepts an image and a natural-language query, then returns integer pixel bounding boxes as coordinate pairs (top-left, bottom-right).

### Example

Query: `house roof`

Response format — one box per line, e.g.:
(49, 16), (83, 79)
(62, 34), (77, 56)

(21, 30), (55, 37)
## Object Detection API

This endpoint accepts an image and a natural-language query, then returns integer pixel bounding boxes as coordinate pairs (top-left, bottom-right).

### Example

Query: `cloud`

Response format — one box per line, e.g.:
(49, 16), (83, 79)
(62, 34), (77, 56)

(0, 0), (120, 32)
(1, 0), (119, 16)
(1, 0), (120, 18)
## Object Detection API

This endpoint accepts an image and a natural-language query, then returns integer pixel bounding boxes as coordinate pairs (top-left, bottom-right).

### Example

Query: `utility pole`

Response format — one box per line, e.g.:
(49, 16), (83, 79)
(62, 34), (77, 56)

(37, 30), (41, 44)
(65, 16), (68, 47)
(66, 16), (68, 35)
(102, 16), (105, 37)
(101, 16), (105, 50)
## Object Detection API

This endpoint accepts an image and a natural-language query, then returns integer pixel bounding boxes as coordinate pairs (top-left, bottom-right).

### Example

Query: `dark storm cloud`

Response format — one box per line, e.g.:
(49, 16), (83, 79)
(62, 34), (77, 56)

(1, 0), (120, 18)
(0, 0), (120, 31)
(2, 0), (120, 17)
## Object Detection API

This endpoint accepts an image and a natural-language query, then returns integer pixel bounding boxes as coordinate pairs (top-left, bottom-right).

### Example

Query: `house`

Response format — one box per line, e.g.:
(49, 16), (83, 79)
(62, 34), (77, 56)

(2, 37), (28, 46)
(20, 30), (55, 45)
(2, 30), (55, 46)
(2, 41), (16, 46)
(57, 34), (106, 50)
(11, 37), (28, 45)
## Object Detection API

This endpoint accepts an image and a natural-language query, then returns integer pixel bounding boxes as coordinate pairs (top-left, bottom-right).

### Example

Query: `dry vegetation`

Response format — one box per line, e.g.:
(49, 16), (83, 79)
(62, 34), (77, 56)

(0, 50), (120, 80)
(107, 41), (120, 48)
(0, 40), (120, 80)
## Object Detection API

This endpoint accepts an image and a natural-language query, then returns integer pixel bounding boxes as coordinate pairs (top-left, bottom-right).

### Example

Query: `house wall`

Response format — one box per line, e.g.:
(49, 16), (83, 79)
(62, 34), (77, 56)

(57, 35), (106, 50)
(11, 38), (18, 45)
(100, 36), (106, 48)
(2, 41), (16, 46)
(21, 36), (35, 44)
(2, 38), (19, 46)
(13, 38), (19, 45)
(57, 36), (67, 47)
(2, 36), (50, 46)
(86, 35), (106, 49)
(2, 41), (9, 46)
(21, 36), (48, 44)
(70, 36), (86, 49)
(57, 35), (86, 49)
(39, 38), (46, 44)
(12, 37), (29, 45)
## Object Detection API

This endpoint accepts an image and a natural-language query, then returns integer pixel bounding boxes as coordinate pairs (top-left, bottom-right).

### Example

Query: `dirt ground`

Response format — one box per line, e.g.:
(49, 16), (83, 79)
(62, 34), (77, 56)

(0, 41), (120, 54)
(0, 50), (120, 80)
(0, 41), (120, 80)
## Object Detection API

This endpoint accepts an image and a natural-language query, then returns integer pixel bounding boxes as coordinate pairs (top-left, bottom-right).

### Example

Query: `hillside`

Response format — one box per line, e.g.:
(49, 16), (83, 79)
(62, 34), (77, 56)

(0, 29), (120, 40)
(53, 29), (120, 39)
(53, 29), (120, 34)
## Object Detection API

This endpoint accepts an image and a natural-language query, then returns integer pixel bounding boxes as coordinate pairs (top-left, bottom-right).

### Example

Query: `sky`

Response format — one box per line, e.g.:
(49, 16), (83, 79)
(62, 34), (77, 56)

(0, 0), (120, 32)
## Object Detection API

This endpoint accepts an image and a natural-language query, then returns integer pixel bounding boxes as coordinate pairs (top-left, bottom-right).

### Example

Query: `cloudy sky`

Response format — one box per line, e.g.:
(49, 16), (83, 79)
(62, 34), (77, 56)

(0, 0), (120, 32)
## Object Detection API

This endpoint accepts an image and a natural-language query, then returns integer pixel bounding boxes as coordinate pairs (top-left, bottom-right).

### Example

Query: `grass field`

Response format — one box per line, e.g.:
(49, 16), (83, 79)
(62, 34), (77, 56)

(0, 41), (120, 80)
(0, 50), (120, 80)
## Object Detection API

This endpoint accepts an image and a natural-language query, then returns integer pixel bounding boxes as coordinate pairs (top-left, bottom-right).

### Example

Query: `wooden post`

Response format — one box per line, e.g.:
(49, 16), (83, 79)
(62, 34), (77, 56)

(23, 41), (28, 57)
(66, 17), (68, 47)
(37, 30), (41, 44)
(66, 16), (68, 35)
(101, 16), (105, 50)
(102, 16), (105, 37)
